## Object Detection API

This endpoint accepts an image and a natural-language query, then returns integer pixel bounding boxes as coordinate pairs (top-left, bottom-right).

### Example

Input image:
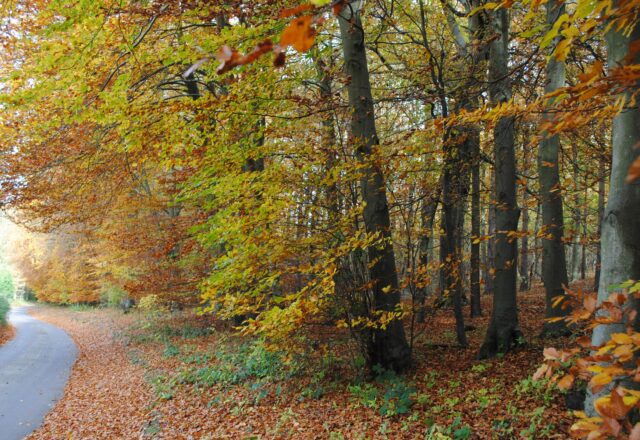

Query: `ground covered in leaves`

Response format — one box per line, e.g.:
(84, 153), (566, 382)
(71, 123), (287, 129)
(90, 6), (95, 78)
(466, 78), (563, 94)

(24, 282), (591, 439)
(0, 324), (14, 346)
(27, 306), (151, 439)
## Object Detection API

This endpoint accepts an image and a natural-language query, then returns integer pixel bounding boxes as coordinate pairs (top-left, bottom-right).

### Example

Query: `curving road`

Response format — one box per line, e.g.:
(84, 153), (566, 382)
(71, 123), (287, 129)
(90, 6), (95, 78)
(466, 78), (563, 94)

(0, 306), (77, 440)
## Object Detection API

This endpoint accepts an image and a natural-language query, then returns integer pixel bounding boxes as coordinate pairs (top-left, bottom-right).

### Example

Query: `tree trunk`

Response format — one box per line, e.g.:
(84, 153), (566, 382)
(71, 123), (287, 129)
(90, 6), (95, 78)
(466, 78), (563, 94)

(442, 140), (469, 345)
(485, 171), (496, 296)
(520, 186), (530, 291)
(539, 0), (571, 337)
(471, 152), (482, 317)
(417, 183), (441, 323)
(580, 184), (588, 280)
(479, 8), (523, 358)
(594, 158), (606, 290)
(585, 17), (640, 415)
(338, 7), (411, 372)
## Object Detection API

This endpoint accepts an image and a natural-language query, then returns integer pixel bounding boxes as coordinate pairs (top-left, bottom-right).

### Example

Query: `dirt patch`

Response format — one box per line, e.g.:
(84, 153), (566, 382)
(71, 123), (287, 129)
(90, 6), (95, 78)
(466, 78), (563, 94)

(26, 306), (153, 439)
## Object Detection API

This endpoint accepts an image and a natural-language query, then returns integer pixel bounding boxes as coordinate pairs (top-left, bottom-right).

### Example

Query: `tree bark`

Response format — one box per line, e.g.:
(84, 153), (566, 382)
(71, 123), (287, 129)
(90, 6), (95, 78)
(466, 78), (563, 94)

(520, 184), (530, 291)
(338, 6), (411, 372)
(442, 141), (469, 346)
(485, 170), (496, 296)
(585, 17), (640, 414)
(594, 158), (606, 290)
(539, 0), (571, 337)
(417, 183), (441, 323)
(471, 152), (482, 317)
(479, 8), (523, 358)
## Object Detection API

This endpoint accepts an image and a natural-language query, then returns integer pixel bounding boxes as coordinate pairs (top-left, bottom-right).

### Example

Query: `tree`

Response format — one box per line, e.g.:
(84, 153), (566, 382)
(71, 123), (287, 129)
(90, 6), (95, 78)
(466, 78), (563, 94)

(479, 6), (523, 358)
(337, 3), (411, 372)
(584, 9), (640, 415)
(539, 0), (571, 337)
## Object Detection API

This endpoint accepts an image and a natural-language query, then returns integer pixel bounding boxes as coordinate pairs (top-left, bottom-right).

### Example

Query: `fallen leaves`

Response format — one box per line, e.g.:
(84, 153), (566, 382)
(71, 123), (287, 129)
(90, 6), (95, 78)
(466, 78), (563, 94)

(0, 324), (15, 347)
(26, 306), (151, 440)
(19, 283), (580, 439)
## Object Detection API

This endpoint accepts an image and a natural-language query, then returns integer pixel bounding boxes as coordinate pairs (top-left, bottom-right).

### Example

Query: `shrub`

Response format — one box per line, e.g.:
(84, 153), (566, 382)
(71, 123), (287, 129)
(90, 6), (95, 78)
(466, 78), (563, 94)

(100, 284), (127, 307)
(138, 294), (167, 316)
(0, 296), (9, 326)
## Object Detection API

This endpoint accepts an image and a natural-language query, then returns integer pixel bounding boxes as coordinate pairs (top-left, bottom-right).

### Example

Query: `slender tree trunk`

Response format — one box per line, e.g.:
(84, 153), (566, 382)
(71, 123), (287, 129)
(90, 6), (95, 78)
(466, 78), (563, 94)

(539, 0), (571, 336)
(585, 17), (640, 414)
(485, 172), (496, 296)
(442, 140), (469, 345)
(479, 8), (522, 358)
(338, 7), (411, 372)
(594, 158), (606, 290)
(580, 184), (588, 280)
(532, 202), (542, 284)
(417, 184), (441, 323)
(520, 187), (530, 291)
(471, 152), (482, 317)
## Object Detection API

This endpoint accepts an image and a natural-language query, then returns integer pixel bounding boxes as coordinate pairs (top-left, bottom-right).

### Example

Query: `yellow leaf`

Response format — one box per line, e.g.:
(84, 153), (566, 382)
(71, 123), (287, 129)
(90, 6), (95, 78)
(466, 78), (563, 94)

(611, 333), (633, 344)
(590, 373), (612, 387)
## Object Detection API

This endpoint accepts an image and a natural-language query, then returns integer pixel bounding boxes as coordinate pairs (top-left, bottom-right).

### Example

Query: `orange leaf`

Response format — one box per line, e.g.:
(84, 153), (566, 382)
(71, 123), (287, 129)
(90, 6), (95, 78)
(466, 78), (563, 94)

(280, 16), (317, 53)
(584, 294), (597, 313)
(626, 155), (640, 183)
(280, 4), (314, 18)
(557, 374), (575, 390)
(533, 364), (549, 380)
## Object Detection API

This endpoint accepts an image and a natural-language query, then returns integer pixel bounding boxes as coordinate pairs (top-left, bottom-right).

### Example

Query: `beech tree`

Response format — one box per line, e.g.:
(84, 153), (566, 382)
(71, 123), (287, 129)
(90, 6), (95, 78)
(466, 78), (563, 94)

(539, 0), (571, 337)
(337, 3), (411, 371)
(478, 6), (523, 358)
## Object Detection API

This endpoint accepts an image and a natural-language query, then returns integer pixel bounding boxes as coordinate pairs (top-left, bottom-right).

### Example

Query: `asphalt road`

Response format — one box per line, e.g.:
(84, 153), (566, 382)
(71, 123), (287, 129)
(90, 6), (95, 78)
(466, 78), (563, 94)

(0, 306), (77, 439)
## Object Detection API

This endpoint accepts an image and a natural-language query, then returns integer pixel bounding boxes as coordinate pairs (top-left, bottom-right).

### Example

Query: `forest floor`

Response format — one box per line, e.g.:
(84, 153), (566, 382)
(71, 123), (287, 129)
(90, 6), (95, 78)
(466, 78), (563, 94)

(0, 324), (14, 346)
(25, 281), (593, 439)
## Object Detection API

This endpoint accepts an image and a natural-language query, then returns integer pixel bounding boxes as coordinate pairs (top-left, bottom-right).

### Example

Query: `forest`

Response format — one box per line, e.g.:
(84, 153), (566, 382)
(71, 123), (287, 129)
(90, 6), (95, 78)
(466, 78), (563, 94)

(0, 0), (639, 438)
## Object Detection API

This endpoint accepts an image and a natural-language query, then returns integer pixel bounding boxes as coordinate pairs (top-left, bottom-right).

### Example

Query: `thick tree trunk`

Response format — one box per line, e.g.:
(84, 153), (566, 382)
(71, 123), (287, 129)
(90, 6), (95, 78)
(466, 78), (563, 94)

(338, 7), (411, 372)
(479, 8), (523, 358)
(585, 18), (640, 414)
(539, 0), (571, 337)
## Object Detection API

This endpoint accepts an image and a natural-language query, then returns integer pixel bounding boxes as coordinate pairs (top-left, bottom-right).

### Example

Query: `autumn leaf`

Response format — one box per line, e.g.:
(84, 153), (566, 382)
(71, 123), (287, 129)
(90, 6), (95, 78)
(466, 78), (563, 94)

(590, 373), (612, 392)
(557, 374), (575, 390)
(280, 4), (315, 18)
(280, 16), (317, 53)
(626, 155), (640, 183)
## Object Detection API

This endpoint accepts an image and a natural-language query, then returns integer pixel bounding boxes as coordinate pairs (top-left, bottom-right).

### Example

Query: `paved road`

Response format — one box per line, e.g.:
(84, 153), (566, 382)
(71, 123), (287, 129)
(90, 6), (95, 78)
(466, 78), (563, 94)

(0, 306), (77, 439)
